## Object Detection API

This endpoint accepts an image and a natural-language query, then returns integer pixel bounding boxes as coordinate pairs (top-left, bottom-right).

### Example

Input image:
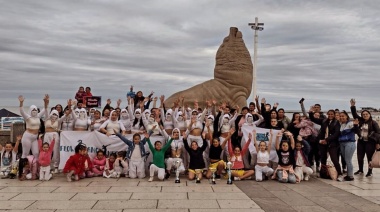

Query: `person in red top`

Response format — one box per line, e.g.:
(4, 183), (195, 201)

(75, 86), (86, 102)
(227, 131), (254, 180)
(38, 134), (55, 181)
(82, 87), (93, 106)
(63, 143), (87, 182)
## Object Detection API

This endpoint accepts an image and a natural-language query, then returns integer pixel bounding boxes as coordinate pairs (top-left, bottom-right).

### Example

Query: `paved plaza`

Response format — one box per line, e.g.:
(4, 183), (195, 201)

(0, 167), (379, 212)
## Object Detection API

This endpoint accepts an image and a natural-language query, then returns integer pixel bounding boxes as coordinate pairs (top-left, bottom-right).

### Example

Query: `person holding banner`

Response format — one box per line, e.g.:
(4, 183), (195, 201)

(253, 129), (274, 181)
(90, 110), (104, 131)
(242, 112), (264, 169)
(99, 110), (127, 136)
(227, 130), (254, 181)
(115, 130), (149, 179)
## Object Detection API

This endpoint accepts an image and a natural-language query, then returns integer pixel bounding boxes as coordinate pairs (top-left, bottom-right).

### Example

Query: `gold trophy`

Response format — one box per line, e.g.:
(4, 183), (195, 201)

(226, 161), (232, 185)
(175, 160), (181, 183)
(209, 167), (217, 184)
(195, 169), (202, 183)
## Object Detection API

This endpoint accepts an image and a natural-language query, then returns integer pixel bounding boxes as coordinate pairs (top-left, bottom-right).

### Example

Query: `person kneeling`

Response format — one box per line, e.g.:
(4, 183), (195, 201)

(147, 130), (173, 182)
(227, 131), (254, 181)
(272, 132), (300, 183)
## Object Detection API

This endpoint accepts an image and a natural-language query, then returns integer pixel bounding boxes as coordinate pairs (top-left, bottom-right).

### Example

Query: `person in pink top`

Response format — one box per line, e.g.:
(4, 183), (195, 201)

(92, 150), (106, 176)
(38, 135), (55, 181)
(227, 130), (254, 180)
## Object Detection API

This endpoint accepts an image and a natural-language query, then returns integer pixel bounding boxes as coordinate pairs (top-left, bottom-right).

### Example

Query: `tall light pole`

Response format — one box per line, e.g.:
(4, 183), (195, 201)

(248, 17), (264, 102)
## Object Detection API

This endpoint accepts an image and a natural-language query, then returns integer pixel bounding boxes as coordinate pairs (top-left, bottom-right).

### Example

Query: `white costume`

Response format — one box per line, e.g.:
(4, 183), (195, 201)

(120, 108), (133, 132)
(44, 109), (61, 168)
(20, 105), (46, 158)
(242, 113), (264, 168)
(99, 111), (126, 135)
(131, 108), (145, 134)
(142, 110), (160, 135)
(72, 108), (91, 130)
(162, 128), (185, 173)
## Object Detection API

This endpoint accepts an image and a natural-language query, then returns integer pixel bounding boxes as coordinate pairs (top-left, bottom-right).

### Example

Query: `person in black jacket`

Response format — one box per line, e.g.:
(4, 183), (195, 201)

(350, 99), (380, 177)
(310, 109), (343, 181)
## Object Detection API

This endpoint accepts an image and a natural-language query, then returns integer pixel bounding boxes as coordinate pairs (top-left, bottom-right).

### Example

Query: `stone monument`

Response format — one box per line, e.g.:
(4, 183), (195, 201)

(164, 27), (253, 108)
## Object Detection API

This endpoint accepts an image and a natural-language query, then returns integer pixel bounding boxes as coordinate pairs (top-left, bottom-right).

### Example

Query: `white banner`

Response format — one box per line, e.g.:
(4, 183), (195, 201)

(241, 125), (280, 162)
(59, 131), (165, 169)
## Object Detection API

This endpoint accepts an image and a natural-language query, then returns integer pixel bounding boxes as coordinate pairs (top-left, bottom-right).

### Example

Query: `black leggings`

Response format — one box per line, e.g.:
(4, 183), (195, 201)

(319, 143), (342, 175)
(305, 136), (320, 167)
(357, 140), (376, 172)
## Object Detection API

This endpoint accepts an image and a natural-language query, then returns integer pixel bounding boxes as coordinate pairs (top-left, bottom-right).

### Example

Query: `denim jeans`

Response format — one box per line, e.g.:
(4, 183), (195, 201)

(340, 142), (356, 177)
(277, 170), (296, 183)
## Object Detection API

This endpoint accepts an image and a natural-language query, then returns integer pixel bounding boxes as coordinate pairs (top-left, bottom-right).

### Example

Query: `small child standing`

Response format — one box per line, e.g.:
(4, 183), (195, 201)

(38, 135), (55, 181)
(63, 143), (87, 182)
(253, 130), (274, 181)
(103, 153), (117, 178)
(294, 135), (313, 181)
(114, 151), (128, 178)
(92, 150), (106, 176)
(115, 131), (148, 179)
(1, 135), (21, 179)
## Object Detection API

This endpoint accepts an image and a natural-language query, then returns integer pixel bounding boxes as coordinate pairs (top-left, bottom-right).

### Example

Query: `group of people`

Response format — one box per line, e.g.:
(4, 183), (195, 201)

(1, 87), (379, 185)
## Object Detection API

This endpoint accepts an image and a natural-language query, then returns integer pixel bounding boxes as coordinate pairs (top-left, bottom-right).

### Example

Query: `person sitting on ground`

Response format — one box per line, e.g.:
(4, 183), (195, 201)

(272, 131), (299, 183)
(146, 128), (173, 182)
(227, 130), (255, 181)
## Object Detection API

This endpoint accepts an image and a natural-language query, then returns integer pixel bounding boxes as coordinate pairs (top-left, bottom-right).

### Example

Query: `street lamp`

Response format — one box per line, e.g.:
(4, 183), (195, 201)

(248, 17), (264, 102)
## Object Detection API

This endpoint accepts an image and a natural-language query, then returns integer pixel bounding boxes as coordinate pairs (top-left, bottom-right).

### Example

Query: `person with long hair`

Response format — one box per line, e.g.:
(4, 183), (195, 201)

(350, 99), (380, 177)
(338, 110), (357, 181)
(310, 109), (343, 181)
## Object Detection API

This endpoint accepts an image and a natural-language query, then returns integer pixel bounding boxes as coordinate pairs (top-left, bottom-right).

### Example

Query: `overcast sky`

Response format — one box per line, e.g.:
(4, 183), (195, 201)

(1, 0), (379, 111)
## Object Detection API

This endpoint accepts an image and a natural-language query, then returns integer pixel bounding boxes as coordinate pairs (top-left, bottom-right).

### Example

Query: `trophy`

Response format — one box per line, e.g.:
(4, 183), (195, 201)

(195, 169), (202, 183)
(209, 167), (217, 184)
(175, 160), (181, 183)
(226, 161), (232, 185)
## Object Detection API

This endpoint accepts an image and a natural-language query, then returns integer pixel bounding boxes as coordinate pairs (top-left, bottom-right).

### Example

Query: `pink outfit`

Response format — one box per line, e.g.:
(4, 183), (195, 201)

(228, 138), (251, 169)
(24, 155), (39, 180)
(38, 138), (55, 167)
(92, 157), (106, 176)
(295, 119), (318, 137)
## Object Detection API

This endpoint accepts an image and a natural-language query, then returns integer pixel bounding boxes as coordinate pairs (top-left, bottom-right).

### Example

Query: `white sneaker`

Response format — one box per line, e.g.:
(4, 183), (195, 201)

(234, 177), (241, 181)
(54, 168), (59, 174)
(304, 174), (309, 181)
(337, 175), (343, 182)
(148, 177), (154, 182)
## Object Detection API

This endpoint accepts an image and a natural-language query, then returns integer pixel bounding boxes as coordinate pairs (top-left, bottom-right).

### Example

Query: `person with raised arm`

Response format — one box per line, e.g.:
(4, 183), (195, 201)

(350, 99), (380, 177)
(227, 130), (254, 181)
(272, 131), (299, 183)
(18, 94), (49, 160)
(253, 129), (274, 181)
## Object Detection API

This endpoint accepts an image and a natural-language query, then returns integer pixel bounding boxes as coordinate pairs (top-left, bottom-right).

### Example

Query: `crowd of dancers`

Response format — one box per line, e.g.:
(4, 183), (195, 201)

(1, 86), (379, 184)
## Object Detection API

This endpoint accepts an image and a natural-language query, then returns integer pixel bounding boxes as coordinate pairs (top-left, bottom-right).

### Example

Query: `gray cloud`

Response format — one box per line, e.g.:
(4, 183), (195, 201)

(0, 0), (379, 111)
